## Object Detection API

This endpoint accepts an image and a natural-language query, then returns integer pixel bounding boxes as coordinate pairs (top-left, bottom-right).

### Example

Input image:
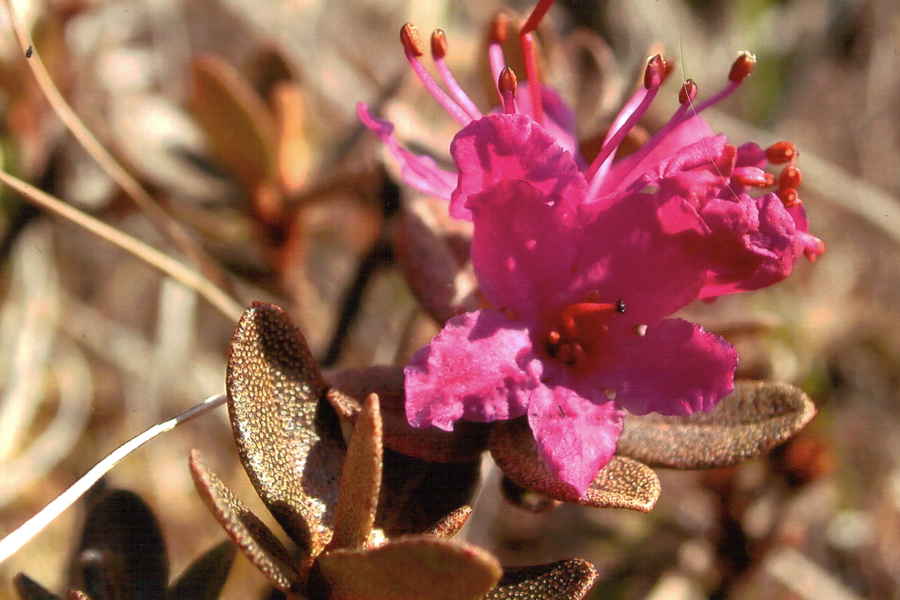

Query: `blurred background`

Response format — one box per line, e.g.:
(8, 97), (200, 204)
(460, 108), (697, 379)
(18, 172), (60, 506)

(0, 0), (898, 598)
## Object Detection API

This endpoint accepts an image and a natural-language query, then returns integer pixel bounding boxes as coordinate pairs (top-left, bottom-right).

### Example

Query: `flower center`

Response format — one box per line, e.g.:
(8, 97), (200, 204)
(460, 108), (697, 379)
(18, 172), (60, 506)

(543, 299), (626, 369)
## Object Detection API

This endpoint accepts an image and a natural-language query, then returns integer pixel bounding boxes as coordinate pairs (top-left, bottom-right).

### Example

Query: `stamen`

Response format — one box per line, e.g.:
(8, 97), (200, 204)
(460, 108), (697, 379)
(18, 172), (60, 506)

(400, 24), (471, 126)
(488, 13), (510, 102)
(688, 51), (756, 115)
(779, 165), (803, 189)
(605, 79), (699, 190)
(585, 55), (664, 191)
(778, 187), (800, 208)
(560, 302), (618, 338)
(519, 0), (557, 126)
(733, 168), (775, 187)
(499, 67), (518, 114)
(766, 141), (797, 164)
(430, 30), (483, 121)
(729, 51), (757, 82)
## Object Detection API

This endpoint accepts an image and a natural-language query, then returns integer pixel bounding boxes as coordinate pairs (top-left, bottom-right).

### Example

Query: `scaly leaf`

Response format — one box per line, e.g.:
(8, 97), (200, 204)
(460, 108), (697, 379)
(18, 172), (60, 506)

(227, 302), (345, 555)
(330, 394), (382, 551)
(616, 381), (817, 469)
(189, 450), (302, 593)
(318, 536), (501, 600)
(489, 417), (660, 511)
(167, 541), (236, 600)
(327, 366), (490, 463)
(485, 559), (598, 600)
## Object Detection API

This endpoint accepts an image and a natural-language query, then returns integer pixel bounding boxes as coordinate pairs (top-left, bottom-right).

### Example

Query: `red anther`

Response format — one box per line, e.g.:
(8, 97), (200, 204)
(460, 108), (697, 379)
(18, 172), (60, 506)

(547, 329), (561, 344)
(728, 51), (757, 82)
(400, 23), (424, 56)
(679, 79), (698, 104)
(662, 58), (676, 82)
(766, 140), (797, 164)
(644, 54), (665, 89)
(521, 0), (556, 36)
(499, 67), (518, 97)
(431, 29), (448, 59)
(778, 187), (800, 208)
(732, 168), (773, 187)
(489, 12), (509, 44)
(779, 165), (803, 189)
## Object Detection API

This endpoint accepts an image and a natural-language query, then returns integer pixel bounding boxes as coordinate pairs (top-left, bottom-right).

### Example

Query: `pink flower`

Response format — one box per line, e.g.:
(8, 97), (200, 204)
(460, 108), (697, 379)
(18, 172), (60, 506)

(360, 2), (824, 495)
(358, 16), (824, 298)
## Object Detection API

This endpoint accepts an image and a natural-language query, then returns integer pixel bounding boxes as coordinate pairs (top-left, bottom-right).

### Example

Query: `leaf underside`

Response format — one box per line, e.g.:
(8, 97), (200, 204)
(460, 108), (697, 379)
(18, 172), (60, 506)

(227, 302), (345, 556)
(489, 417), (660, 511)
(616, 380), (817, 469)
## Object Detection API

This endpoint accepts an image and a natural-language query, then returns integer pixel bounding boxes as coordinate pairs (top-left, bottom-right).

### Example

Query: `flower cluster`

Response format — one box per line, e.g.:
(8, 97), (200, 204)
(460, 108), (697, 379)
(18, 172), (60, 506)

(360, 1), (823, 495)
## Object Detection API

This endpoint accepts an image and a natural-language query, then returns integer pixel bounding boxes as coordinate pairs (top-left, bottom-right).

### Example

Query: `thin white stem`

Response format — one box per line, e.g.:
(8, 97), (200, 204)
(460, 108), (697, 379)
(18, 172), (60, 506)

(0, 393), (227, 564)
(0, 170), (244, 322)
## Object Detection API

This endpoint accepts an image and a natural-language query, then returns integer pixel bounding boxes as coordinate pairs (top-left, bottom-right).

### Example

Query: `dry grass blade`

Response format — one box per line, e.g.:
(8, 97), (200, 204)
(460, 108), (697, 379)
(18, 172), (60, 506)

(616, 381), (817, 469)
(0, 170), (243, 322)
(0, 393), (227, 564)
(6, 0), (233, 290)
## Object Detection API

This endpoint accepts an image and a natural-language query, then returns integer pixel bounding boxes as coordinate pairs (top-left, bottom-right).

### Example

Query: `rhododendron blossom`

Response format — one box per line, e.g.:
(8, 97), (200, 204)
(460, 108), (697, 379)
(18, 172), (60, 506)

(360, 0), (824, 495)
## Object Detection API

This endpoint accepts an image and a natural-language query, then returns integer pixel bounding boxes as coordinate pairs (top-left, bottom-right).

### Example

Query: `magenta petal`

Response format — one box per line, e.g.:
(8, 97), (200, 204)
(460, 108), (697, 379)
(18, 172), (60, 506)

(468, 180), (580, 318)
(573, 192), (710, 324)
(604, 318), (737, 416)
(698, 193), (798, 298)
(404, 309), (540, 431)
(527, 383), (624, 496)
(450, 114), (587, 219)
(358, 103), (458, 205)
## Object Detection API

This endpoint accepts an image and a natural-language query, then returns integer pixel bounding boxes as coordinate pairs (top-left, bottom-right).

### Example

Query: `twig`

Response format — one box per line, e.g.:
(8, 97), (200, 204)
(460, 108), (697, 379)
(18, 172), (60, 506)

(6, 0), (235, 292)
(0, 170), (244, 322)
(0, 392), (228, 564)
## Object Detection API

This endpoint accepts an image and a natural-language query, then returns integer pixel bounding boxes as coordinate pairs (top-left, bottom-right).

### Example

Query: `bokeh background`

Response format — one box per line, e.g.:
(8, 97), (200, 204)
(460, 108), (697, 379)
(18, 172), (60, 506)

(0, 0), (898, 598)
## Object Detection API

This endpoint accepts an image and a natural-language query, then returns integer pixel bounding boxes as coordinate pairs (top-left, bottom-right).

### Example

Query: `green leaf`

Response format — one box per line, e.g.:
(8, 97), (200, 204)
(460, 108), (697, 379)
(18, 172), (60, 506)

(616, 381), (817, 469)
(227, 302), (345, 556)
(485, 559), (598, 600)
(489, 417), (660, 511)
(188, 450), (302, 593)
(167, 541), (236, 600)
(318, 536), (501, 600)
(330, 394), (382, 551)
